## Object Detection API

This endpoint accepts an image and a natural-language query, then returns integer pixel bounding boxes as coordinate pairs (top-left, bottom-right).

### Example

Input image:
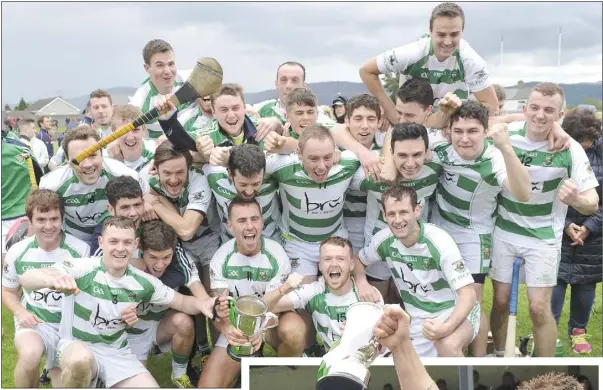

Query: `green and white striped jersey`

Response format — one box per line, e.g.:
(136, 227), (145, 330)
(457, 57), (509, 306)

(177, 102), (212, 138)
(432, 142), (507, 237)
(121, 142), (155, 173)
(359, 222), (473, 320)
(494, 121), (599, 249)
(289, 277), (380, 350)
(40, 158), (148, 242)
(1, 234), (90, 328)
(1, 139), (35, 220)
(193, 117), (263, 148)
(126, 245), (200, 336)
(203, 164), (280, 241)
(50, 139), (155, 169)
(139, 165), (220, 240)
(376, 36), (491, 103)
(210, 237), (291, 297)
(252, 99), (334, 126)
(53, 257), (175, 349)
(343, 144), (382, 252)
(350, 157), (442, 244)
(129, 70), (188, 139)
(265, 151), (361, 243)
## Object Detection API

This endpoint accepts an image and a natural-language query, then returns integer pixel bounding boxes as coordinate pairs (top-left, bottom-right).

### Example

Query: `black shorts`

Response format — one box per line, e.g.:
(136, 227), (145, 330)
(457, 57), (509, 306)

(471, 273), (487, 284)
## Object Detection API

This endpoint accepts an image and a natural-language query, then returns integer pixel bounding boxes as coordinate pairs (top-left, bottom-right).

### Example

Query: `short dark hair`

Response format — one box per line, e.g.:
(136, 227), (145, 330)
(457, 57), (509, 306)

(62, 125), (100, 160)
(102, 216), (136, 235)
(299, 124), (334, 152)
(143, 39), (173, 65)
(450, 101), (489, 131)
(228, 144), (266, 177)
(89, 89), (112, 105)
(346, 94), (381, 121)
(396, 78), (434, 109)
(25, 189), (64, 221)
(320, 236), (353, 258)
(37, 116), (50, 127)
(390, 123), (429, 151)
(140, 220), (178, 252)
(227, 195), (262, 219)
(430, 2), (465, 30)
(276, 61), (306, 81)
(285, 88), (317, 111)
(153, 141), (192, 170)
(381, 184), (418, 212)
(211, 83), (245, 106)
(517, 372), (583, 390)
(106, 176), (143, 209)
(562, 108), (602, 143)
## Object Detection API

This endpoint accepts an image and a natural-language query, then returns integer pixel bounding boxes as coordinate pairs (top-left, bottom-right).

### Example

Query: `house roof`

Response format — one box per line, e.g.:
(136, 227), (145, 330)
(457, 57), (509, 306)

(26, 97), (58, 112)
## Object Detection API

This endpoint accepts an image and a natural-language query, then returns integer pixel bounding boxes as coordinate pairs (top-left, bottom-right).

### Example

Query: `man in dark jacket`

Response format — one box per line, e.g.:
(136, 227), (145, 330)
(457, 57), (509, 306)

(551, 107), (602, 354)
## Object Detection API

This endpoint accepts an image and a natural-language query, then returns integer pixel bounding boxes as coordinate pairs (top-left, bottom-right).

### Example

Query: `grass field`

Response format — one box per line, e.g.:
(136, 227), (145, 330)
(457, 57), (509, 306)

(1, 281), (600, 387)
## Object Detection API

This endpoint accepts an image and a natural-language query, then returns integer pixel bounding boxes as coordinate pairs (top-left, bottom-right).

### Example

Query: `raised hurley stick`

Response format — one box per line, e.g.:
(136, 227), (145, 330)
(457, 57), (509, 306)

(504, 257), (522, 358)
(26, 156), (38, 189)
(70, 57), (223, 165)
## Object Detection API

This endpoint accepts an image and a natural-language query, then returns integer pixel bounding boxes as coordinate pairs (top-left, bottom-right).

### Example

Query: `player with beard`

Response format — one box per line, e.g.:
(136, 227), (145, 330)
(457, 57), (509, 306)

(18, 216), (219, 388)
(354, 185), (480, 357)
(264, 125), (360, 284)
(139, 141), (221, 292)
(489, 83), (599, 357)
(200, 197), (303, 388)
(264, 237), (383, 352)
(253, 61), (333, 125)
(106, 105), (156, 172)
(40, 125), (148, 250)
(431, 101), (531, 357)
(204, 144), (281, 243)
(126, 220), (213, 388)
(2, 190), (90, 388)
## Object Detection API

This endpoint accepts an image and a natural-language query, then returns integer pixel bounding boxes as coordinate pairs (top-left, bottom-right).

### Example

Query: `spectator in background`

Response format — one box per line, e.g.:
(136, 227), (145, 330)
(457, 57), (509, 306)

(332, 95), (347, 124)
(17, 118), (49, 170)
(36, 116), (54, 157)
(474, 370), (487, 390)
(493, 84), (506, 112)
(551, 107), (602, 354)
(497, 372), (517, 390)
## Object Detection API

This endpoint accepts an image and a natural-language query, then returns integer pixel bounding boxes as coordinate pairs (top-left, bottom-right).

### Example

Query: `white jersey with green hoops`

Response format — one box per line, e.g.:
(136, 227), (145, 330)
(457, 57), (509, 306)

(130, 70), (189, 139)
(265, 151), (361, 243)
(203, 164), (280, 241)
(289, 277), (381, 351)
(350, 156), (442, 243)
(177, 101), (212, 138)
(359, 222), (474, 321)
(121, 142), (156, 172)
(1, 234), (90, 329)
(494, 121), (599, 249)
(53, 257), (176, 350)
(376, 36), (491, 102)
(432, 141), (508, 236)
(210, 237), (291, 297)
(40, 158), (148, 243)
(253, 98), (334, 125)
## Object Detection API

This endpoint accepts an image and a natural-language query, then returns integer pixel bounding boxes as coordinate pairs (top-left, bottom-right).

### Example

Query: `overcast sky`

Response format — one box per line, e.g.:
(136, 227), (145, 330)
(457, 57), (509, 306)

(2, 1), (601, 104)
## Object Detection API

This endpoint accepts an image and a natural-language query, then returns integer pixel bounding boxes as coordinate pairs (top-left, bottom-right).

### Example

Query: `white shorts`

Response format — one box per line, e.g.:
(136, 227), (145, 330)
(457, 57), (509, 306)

(409, 303), (480, 357)
(489, 236), (560, 287)
(282, 238), (321, 277)
(57, 339), (148, 388)
(127, 322), (172, 361)
(365, 261), (390, 281)
(181, 232), (221, 267)
(15, 322), (60, 369)
(457, 233), (492, 275)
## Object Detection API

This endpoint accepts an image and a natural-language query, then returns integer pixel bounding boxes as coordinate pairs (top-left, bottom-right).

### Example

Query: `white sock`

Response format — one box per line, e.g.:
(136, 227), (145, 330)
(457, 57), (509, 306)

(172, 353), (188, 379)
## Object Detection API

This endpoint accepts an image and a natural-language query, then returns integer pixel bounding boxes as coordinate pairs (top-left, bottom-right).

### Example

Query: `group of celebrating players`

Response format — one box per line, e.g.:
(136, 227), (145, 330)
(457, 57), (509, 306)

(1, 2), (600, 389)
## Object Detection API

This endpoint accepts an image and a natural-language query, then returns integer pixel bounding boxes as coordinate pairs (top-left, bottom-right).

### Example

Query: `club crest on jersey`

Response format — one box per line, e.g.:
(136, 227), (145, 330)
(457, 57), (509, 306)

(210, 268), (216, 278)
(191, 191), (205, 201)
(482, 248), (491, 260)
(259, 271), (268, 281)
(587, 164), (593, 173)
(544, 156), (553, 166)
(16, 154), (27, 165)
(128, 293), (137, 301)
(423, 259), (431, 270)
(452, 260), (466, 273)
(290, 258), (300, 269)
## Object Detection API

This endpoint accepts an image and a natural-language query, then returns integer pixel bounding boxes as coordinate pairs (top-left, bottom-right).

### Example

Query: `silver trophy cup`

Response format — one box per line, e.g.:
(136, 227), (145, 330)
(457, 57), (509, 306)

(316, 302), (384, 390)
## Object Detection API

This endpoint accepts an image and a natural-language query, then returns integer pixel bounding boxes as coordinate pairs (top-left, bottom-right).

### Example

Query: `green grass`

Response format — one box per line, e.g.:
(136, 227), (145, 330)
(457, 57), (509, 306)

(1, 282), (600, 387)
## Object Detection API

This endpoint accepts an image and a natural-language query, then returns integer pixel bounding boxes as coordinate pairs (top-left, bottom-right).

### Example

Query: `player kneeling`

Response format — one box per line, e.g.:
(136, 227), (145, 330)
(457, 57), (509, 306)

(126, 220), (214, 388)
(264, 236), (383, 351)
(198, 196), (307, 389)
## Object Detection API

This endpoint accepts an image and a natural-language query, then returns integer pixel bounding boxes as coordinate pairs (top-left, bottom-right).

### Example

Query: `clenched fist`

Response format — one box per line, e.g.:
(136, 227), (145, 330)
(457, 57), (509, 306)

(558, 179), (579, 207)
(154, 95), (177, 120)
(282, 273), (303, 294)
(486, 123), (512, 150)
(264, 132), (288, 153)
(196, 134), (214, 160)
(438, 93), (462, 117)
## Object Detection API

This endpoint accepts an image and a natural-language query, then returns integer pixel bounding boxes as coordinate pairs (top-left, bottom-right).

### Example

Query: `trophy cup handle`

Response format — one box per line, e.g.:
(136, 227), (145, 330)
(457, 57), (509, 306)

(261, 312), (279, 331)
